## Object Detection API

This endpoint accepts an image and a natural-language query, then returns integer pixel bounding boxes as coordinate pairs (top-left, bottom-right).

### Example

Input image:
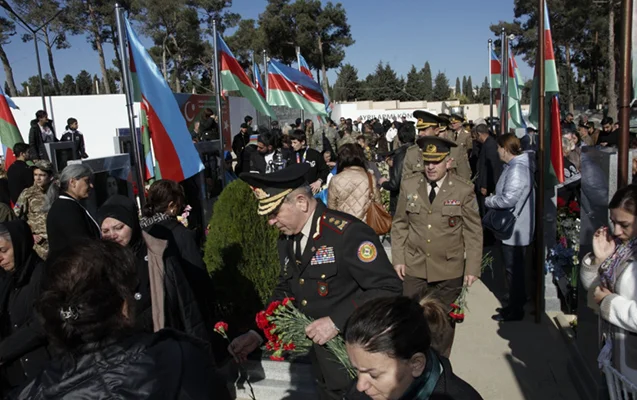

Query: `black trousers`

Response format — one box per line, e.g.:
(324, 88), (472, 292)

(309, 342), (354, 400)
(501, 244), (528, 313)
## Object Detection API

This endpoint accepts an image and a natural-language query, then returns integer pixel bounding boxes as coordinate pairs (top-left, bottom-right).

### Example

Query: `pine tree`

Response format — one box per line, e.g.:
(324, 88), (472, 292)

(477, 77), (491, 104)
(455, 78), (461, 97)
(61, 74), (76, 95)
(461, 76), (467, 96)
(75, 70), (93, 95)
(333, 63), (360, 102)
(466, 76), (474, 101)
(432, 71), (450, 101)
(405, 65), (426, 100)
(367, 62), (404, 101)
(421, 62), (433, 101)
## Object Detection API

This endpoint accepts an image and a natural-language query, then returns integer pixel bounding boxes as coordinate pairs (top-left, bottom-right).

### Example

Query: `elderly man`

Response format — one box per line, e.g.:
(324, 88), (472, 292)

(392, 136), (483, 357)
(229, 164), (402, 399)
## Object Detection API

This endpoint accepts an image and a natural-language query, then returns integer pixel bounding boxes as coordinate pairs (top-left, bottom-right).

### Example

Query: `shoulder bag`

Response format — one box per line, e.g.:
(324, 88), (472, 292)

(365, 172), (392, 235)
(482, 190), (531, 241)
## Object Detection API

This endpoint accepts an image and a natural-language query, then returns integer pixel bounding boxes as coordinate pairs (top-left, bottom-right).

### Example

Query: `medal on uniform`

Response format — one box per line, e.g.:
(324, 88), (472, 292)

(448, 217), (459, 227)
(318, 281), (328, 296)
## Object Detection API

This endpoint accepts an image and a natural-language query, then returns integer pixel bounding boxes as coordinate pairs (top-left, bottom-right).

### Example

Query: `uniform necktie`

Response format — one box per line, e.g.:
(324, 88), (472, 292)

(294, 233), (303, 264)
(429, 181), (437, 204)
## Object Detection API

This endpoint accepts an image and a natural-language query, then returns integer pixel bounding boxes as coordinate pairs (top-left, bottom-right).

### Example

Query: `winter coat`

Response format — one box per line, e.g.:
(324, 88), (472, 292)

(381, 144), (408, 214)
(485, 151), (536, 246)
(10, 330), (232, 400)
(14, 184), (48, 259)
(46, 193), (101, 257)
(328, 166), (380, 223)
(476, 136), (503, 195)
(581, 253), (637, 384)
(27, 119), (57, 161)
(0, 220), (50, 394)
(287, 147), (330, 184)
(7, 161), (33, 205)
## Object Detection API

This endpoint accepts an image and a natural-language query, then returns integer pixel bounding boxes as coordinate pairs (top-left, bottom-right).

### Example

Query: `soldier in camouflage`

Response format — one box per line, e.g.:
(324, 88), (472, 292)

(14, 160), (54, 259)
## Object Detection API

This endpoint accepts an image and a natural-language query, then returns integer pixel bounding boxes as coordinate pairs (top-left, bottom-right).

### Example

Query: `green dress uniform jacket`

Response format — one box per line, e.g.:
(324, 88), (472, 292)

(391, 172), (483, 282)
(272, 201), (402, 330)
(447, 129), (473, 182)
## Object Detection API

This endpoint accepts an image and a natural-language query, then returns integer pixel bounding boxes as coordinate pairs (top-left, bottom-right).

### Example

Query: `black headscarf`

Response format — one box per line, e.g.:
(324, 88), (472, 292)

(97, 195), (143, 254)
(3, 220), (35, 271)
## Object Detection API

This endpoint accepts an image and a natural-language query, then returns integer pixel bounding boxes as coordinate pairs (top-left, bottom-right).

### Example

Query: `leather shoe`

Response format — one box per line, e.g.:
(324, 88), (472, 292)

(492, 310), (524, 322)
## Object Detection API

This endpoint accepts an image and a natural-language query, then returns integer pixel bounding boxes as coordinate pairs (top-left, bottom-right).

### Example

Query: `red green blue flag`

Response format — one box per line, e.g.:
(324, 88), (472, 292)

(253, 62), (266, 99)
(268, 59), (329, 116)
(125, 17), (203, 182)
(0, 86), (24, 170)
(490, 50), (501, 90)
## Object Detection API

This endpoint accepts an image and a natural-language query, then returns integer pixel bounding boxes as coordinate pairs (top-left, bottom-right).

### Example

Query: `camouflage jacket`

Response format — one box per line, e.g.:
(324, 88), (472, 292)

(15, 184), (48, 259)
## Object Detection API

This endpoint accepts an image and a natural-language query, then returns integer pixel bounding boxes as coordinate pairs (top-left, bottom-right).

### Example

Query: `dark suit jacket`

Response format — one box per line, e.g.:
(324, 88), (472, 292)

(287, 147), (330, 184)
(477, 136), (503, 194)
(28, 120), (57, 161)
(272, 202), (402, 330)
(381, 144), (409, 214)
(7, 161), (33, 205)
(46, 194), (101, 257)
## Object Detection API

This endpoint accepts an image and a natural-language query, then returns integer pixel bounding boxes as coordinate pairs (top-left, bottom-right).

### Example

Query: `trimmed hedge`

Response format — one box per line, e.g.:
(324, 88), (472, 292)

(204, 180), (280, 327)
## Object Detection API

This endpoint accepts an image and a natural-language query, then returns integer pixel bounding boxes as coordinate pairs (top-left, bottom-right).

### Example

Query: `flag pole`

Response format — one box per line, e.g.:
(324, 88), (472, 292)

(535, 0), (546, 324)
(263, 49), (271, 126)
(115, 3), (145, 208)
(212, 20), (226, 188)
(296, 46), (304, 124)
(500, 28), (506, 135)
(502, 32), (510, 135)
(618, 0), (633, 187)
(488, 39), (494, 133)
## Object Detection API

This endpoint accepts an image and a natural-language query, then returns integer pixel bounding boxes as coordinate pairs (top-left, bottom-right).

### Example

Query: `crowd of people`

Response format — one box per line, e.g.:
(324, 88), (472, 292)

(0, 102), (634, 399)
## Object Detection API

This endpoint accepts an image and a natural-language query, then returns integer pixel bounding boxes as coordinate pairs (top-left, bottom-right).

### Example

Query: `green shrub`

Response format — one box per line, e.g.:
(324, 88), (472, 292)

(204, 180), (281, 329)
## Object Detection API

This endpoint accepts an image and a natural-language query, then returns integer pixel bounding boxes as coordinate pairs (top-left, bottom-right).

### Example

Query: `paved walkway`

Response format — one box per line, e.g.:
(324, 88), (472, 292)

(450, 280), (579, 400)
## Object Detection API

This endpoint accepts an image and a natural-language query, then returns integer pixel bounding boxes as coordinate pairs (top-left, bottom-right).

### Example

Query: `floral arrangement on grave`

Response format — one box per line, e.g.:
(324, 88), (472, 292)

(450, 251), (494, 323)
(213, 322), (256, 400)
(546, 197), (581, 287)
(256, 297), (355, 378)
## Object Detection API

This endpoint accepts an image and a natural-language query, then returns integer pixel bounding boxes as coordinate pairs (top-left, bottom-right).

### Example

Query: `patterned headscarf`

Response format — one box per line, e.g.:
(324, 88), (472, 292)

(599, 237), (637, 291)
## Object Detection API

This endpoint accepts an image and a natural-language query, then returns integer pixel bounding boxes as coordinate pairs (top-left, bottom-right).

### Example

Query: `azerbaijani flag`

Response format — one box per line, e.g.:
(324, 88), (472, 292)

(125, 17), (203, 182)
(298, 54), (314, 79)
(507, 53), (526, 129)
(128, 45), (154, 180)
(0, 86), (24, 170)
(490, 50), (501, 90)
(217, 33), (276, 118)
(529, 1), (563, 184)
(268, 59), (329, 116)
(253, 62), (266, 99)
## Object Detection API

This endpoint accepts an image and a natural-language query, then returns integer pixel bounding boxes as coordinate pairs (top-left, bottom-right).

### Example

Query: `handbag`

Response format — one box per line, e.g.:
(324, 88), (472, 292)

(365, 172), (392, 235)
(482, 191), (530, 241)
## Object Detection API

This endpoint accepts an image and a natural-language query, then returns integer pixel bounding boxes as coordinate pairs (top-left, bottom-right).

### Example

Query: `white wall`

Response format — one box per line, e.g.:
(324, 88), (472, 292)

(7, 94), (257, 158)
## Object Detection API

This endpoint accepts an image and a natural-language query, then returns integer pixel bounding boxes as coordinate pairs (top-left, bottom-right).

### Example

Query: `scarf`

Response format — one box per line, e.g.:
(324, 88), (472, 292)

(139, 212), (172, 230)
(398, 350), (442, 400)
(599, 237), (637, 291)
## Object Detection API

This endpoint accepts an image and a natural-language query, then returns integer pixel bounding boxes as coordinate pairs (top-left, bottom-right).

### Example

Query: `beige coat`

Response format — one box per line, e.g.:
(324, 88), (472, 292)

(328, 166), (381, 223)
(391, 172), (483, 282)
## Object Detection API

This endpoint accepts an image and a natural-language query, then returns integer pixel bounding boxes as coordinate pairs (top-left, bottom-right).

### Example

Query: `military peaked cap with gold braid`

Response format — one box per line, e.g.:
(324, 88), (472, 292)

(413, 110), (443, 131)
(437, 113), (451, 132)
(416, 136), (457, 163)
(239, 163), (311, 216)
(449, 113), (465, 124)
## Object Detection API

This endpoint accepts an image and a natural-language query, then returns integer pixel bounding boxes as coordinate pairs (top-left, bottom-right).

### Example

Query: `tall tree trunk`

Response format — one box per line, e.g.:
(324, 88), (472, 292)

(565, 44), (574, 114)
(162, 38), (168, 82)
(317, 37), (329, 98)
(0, 44), (18, 96)
(608, 2), (617, 120)
(42, 29), (61, 95)
(110, 27), (124, 94)
(87, 3), (111, 94)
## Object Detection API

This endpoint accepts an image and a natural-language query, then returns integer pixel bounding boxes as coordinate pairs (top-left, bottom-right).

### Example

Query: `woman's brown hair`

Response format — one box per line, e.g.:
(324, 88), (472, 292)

(419, 293), (454, 357)
(336, 143), (367, 173)
(143, 179), (185, 217)
(496, 133), (522, 156)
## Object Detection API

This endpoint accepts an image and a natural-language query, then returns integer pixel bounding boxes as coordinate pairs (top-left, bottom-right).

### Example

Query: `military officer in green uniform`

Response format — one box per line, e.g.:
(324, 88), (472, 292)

(402, 110), (445, 181)
(391, 136), (483, 357)
(229, 163), (402, 400)
(445, 113), (473, 181)
(14, 160), (54, 259)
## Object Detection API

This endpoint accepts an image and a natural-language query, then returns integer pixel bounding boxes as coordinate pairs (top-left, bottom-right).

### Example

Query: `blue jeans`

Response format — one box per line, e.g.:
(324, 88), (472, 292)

(501, 244), (528, 313)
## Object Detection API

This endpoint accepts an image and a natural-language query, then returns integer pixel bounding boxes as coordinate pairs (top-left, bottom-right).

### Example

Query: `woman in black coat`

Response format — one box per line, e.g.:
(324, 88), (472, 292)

(345, 297), (482, 400)
(0, 220), (50, 396)
(98, 195), (210, 344)
(45, 164), (100, 257)
(10, 240), (230, 400)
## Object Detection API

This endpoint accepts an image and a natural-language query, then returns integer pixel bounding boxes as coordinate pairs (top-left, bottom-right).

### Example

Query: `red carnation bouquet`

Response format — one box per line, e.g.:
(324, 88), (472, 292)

(256, 297), (355, 377)
(450, 251), (494, 323)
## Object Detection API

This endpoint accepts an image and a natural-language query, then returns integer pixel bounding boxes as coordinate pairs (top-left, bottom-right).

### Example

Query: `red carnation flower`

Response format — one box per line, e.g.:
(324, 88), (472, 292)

(256, 311), (269, 330)
(214, 321), (229, 333)
(568, 200), (580, 213)
(266, 301), (282, 316)
(450, 303), (459, 309)
(557, 197), (567, 208)
(270, 355), (285, 361)
(284, 342), (296, 351)
(282, 297), (295, 306)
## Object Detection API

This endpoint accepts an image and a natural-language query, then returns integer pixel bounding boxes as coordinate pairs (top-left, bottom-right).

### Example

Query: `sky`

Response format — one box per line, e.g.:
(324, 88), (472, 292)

(0, 0), (534, 95)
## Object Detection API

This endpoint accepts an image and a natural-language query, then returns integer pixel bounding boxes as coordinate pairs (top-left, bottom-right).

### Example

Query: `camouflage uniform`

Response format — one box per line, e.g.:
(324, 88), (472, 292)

(14, 184), (49, 259)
